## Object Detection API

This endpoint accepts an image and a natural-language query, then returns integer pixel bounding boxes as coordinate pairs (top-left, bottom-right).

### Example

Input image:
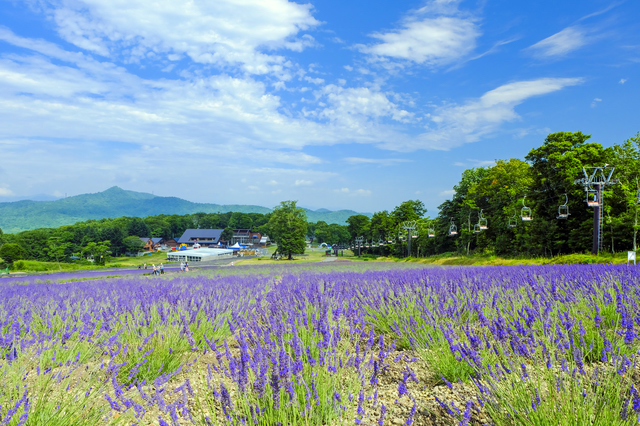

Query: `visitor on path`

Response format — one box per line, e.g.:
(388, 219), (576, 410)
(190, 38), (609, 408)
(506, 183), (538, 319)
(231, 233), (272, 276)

(144, 263), (147, 269)
(152, 264), (157, 275)
(160, 263), (164, 274)
(185, 262), (189, 272)
(180, 261), (184, 272)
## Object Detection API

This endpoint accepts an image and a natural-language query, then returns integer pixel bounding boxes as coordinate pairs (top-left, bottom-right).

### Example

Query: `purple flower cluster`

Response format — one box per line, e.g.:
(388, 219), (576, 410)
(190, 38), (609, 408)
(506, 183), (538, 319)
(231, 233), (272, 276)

(1, 263), (640, 424)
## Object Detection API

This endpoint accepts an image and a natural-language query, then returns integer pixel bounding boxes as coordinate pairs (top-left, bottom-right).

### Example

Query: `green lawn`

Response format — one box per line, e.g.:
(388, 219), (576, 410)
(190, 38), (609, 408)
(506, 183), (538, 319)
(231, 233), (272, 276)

(9, 251), (171, 272)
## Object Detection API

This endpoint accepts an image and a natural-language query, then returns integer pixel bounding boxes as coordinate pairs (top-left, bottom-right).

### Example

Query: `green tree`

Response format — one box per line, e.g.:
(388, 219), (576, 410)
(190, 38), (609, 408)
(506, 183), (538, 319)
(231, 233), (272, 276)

(124, 236), (145, 254)
(369, 211), (396, 255)
(82, 241), (111, 266)
(221, 227), (234, 243)
(525, 131), (608, 254)
(466, 159), (533, 255)
(0, 243), (24, 265)
(127, 217), (151, 238)
(45, 237), (70, 270)
(228, 213), (253, 230)
(268, 201), (307, 260)
(314, 221), (331, 244)
(328, 224), (350, 245)
(436, 168), (489, 255)
(346, 215), (370, 241)
(392, 200), (427, 223)
(610, 133), (640, 251)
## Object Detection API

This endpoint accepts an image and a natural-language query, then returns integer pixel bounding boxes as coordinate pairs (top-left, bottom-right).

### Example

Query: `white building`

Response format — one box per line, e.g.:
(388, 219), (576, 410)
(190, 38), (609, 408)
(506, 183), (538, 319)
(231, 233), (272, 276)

(166, 248), (233, 262)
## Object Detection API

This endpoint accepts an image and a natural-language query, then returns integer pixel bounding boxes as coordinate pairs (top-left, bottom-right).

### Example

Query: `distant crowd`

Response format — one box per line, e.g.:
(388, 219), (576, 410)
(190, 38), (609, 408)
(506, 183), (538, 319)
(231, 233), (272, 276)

(137, 261), (190, 274)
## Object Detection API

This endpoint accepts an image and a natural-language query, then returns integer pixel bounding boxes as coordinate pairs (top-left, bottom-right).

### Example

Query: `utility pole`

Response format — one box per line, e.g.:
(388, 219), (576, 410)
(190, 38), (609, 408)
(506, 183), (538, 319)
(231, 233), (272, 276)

(401, 221), (417, 257)
(575, 166), (616, 254)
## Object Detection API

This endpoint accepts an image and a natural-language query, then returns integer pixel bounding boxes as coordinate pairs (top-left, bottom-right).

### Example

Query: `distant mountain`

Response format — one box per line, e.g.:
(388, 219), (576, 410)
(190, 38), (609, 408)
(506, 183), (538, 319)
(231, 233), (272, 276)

(0, 187), (369, 233)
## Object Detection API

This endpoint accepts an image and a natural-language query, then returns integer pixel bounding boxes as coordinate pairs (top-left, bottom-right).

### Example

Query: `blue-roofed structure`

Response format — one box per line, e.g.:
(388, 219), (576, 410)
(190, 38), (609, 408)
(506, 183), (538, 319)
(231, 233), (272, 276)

(177, 229), (224, 247)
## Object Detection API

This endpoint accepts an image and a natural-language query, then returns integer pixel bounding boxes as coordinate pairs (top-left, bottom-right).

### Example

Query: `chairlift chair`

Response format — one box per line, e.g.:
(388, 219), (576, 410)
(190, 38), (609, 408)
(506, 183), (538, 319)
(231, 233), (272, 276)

(557, 193), (570, 220)
(427, 223), (435, 238)
(508, 209), (517, 228)
(387, 235), (396, 244)
(473, 223), (481, 234)
(586, 187), (600, 207)
(448, 218), (458, 236)
(478, 209), (488, 230)
(521, 196), (533, 221)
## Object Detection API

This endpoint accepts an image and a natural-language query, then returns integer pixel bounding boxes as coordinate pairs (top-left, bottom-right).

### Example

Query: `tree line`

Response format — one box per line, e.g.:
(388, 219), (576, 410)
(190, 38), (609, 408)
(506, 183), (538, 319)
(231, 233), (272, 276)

(348, 131), (640, 258)
(0, 206), (355, 266)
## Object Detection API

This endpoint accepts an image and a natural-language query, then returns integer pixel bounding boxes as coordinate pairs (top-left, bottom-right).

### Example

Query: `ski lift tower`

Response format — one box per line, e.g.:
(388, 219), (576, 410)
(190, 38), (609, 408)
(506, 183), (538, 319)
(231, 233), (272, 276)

(355, 236), (364, 257)
(575, 166), (616, 254)
(400, 220), (418, 257)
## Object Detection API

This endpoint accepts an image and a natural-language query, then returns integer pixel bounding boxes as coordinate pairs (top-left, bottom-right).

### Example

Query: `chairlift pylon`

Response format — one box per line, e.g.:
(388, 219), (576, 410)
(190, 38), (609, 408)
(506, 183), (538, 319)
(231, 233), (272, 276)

(557, 193), (570, 219)
(521, 195), (533, 221)
(448, 218), (458, 236)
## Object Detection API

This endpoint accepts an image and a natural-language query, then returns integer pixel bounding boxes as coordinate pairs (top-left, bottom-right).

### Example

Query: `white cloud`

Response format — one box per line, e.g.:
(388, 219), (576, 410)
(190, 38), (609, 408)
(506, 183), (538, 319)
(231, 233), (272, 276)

(0, 187), (14, 196)
(527, 26), (588, 58)
(35, 0), (320, 74)
(383, 77), (583, 151)
(334, 188), (371, 196)
(294, 179), (313, 186)
(344, 157), (411, 166)
(439, 189), (455, 197)
(310, 85), (414, 125)
(359, 1), (479, 67)
(591, 98), (602, 108)
(619, 78), (627, 84)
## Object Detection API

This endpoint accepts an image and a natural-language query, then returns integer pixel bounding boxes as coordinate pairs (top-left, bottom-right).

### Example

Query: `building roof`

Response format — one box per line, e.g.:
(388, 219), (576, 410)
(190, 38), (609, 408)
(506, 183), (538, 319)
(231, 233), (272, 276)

(166, 248), (233, 260)
(151, 238), (162, 244)
(140, 237), (151, 243)
(177, 229), (223, 244)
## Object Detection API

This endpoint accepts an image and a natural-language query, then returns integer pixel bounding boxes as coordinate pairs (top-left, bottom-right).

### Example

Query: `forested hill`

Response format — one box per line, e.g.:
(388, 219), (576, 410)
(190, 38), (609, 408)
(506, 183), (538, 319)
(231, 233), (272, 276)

(0, 187), (367, 233)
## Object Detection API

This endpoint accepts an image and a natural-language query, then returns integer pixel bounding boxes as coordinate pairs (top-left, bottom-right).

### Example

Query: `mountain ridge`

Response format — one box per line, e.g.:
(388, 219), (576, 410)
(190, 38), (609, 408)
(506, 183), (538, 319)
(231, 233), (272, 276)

(0, 187), (370, 233)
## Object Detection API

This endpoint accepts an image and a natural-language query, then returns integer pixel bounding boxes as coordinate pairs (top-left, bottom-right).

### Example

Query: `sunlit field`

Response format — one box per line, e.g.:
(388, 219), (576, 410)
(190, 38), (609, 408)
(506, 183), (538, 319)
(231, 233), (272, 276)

(2, 262), (640, 425)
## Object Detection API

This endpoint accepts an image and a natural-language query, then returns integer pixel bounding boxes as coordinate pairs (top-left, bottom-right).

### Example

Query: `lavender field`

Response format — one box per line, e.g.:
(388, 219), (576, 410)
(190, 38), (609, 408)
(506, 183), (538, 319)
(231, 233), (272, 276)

(2, 262), (640, 425)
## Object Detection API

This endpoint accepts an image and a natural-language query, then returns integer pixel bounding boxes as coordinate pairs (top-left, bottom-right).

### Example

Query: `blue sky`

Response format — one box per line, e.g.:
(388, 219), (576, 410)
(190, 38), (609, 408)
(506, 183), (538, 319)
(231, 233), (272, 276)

(0, 0), (638, 215)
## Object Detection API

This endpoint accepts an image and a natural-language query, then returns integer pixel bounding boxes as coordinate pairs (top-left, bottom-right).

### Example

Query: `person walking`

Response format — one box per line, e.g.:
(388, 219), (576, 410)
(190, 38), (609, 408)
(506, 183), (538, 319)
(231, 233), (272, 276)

(185, 261), (189, 272)
(180, 261), (184, 272)
(160, 263), (164, 275)
(144, 263), (147, 269)
(152, 264), (157, 275)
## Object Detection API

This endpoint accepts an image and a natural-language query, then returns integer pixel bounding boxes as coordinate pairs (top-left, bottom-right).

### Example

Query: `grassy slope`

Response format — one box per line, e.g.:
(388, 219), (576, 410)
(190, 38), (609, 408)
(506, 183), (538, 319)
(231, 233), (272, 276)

(8, 245), (634, 272)
(8, 252), (171, 272)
